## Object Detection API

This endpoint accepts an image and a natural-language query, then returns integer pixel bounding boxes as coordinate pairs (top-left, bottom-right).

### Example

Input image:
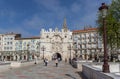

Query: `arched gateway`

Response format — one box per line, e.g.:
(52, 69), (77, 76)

(52, 53), (62, 60)
(40, 19), (74, 61)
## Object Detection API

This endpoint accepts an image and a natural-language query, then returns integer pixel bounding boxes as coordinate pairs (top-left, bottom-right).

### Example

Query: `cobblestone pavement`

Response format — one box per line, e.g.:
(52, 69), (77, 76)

(0, 61), (85, 79)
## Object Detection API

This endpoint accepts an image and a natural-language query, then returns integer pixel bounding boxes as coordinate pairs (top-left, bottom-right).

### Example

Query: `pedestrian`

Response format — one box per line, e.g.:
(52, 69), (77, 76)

(55, 59), (58, 67)
(44, 58), (48, 66)
(43, 58), (45, 65)
(34, 55), (37, 64)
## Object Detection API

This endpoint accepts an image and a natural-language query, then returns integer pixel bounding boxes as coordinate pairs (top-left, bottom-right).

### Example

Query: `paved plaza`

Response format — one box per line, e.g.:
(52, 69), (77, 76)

(0, 61), (86, 79)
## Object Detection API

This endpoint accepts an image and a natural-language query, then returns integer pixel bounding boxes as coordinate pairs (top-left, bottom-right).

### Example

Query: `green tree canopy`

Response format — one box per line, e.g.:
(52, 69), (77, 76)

(97, 0), (120, 50)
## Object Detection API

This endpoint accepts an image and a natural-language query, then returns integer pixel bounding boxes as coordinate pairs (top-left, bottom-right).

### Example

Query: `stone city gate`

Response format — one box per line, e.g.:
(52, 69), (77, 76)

(52, 53), (62, 60)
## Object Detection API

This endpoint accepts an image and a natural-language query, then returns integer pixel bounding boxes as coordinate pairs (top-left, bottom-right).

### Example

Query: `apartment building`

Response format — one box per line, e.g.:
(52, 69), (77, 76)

(15, 37), (40, 61)
(72, 27), (103, 61)
(0, 32), (40, 61)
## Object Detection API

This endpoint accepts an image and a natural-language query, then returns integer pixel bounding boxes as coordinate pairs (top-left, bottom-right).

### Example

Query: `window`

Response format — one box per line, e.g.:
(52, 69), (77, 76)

(36, 46), (39, 49)
(84, 34), (86, 39)
(15, 42), (18, 46)
(11, 38), (13, 40)
(28, 42), (30, 44)
(89, 39), (91, 42)
(31, 40), (35, 43)
(71, 36), (72, 39)
(31, 45), (34, 48)
(7, 47), (9, 50)
(94, 33), (97, 37)
(94, 38), (97, 42)
(19, 41), (22, 44)
(7, 42), (9, 45)
(10, 42), (12, 45)
(89, 34), (91, 38)
(4, 47), (6, 50)
(10, 47), (12, 49)
(23, 42), (26, 46)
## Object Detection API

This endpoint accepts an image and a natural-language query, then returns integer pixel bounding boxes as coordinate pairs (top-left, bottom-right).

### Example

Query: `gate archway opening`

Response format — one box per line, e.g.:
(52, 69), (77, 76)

(52, 53), (62, 61)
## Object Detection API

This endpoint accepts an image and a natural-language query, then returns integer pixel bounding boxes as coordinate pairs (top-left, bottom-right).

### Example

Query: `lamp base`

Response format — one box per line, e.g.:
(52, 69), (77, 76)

(102, 64), (110, 73)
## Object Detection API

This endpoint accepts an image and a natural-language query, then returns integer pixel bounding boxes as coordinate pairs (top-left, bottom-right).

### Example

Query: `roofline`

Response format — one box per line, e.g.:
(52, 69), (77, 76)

(72, 28), (98, 34)
(15, 36), (40, 40)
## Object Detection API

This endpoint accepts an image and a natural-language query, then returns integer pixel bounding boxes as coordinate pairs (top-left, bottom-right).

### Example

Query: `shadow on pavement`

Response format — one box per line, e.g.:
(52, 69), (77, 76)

(65, 74), (76, 79)
(75, 71), (88, 79)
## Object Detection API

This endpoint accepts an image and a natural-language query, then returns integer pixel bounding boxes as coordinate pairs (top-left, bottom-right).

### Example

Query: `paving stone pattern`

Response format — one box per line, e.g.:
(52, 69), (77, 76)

(0, 61), (86, 79)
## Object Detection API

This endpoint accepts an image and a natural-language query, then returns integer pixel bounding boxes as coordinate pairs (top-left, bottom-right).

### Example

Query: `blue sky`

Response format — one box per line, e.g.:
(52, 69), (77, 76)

(0, 0), (112, 37)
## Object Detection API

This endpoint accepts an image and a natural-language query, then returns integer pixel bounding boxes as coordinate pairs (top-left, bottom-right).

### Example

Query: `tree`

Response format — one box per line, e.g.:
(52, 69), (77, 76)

(97, 0), (120, 50)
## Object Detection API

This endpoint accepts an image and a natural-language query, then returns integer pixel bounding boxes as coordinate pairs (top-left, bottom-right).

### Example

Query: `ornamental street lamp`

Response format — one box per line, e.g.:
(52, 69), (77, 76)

(41, 46), (45, 60)
(68, 44), (72, 64)
(37, 42), (40, 58)
(74, 42), (78, 58)
(27, 44), (30, 61)
(99, 3), (110, 73)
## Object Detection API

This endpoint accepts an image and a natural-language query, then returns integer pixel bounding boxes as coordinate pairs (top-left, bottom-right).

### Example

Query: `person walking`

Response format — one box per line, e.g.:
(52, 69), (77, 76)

(44, 58), (48, 66)
(55, 59), (58, 67)
(34, 55), (37, 64)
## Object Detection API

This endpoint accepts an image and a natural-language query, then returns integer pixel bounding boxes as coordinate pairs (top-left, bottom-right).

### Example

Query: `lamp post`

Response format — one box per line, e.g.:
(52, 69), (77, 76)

(99, 3), (110, 73)
(37, 42), (40, 58)
(74, 41), (78, 58)
(41, 46), (45, 60)
(27, 44), (30, 61)
(68, 44), (72, 64)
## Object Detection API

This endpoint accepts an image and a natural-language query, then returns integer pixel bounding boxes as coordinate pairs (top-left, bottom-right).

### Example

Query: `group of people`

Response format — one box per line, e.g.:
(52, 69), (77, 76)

(34, 56), (60, 67)
(43, 58), (59, 67)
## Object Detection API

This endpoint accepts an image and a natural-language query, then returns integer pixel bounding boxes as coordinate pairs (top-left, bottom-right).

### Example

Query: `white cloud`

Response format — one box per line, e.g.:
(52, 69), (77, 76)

(34, 0), (68, 18)
(22, 15), (45, 30)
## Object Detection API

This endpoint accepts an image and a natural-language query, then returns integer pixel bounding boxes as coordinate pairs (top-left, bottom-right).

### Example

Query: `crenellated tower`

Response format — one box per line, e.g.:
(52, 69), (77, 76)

(62, 18), (68, 32)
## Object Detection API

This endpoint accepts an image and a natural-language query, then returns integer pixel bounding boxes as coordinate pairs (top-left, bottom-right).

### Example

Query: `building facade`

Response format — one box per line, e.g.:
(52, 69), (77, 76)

(0, 33), (21, 61)
(72, 27), (103, 61)
(0, 19), (74, 61)
(0, 21), (105, 62)
(14, 37), (40, 61)
(0, 33), (40, 61)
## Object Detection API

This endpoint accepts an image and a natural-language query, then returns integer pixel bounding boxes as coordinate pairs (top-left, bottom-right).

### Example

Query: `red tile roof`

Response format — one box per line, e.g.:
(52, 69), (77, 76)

(15, 36), (40, 40)
(72, 28), (98, 34)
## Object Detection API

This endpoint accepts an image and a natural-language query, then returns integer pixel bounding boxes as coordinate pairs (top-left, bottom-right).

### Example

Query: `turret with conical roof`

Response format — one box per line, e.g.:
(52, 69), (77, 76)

(62, 18), (68, 32)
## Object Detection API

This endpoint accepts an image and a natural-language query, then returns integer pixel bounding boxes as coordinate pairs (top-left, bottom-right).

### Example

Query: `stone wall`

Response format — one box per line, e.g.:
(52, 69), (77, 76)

(82, 64), (113, 79)
(72, 60), (93, 69)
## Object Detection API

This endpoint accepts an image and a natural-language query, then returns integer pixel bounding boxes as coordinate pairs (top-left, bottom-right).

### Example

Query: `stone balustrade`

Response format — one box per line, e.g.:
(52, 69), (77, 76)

(82, 64), (114, 79)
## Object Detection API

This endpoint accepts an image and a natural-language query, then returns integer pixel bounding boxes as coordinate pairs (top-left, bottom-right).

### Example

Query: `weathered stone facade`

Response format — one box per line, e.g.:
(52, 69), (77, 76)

(40, 19), (74, 61)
